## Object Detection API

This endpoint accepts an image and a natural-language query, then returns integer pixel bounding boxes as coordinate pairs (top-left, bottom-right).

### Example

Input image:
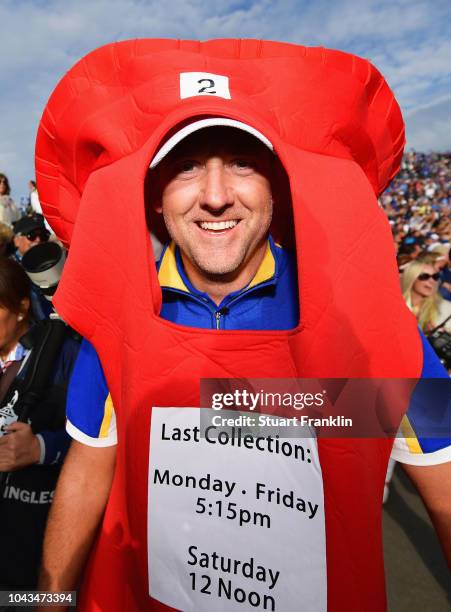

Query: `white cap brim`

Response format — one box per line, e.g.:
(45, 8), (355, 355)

(149, 118), (273, 169)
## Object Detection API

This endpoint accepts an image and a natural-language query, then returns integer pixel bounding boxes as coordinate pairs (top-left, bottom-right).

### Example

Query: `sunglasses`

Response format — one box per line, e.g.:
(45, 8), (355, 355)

(23, 230), (41, 241)
(417, 272), (440, 281)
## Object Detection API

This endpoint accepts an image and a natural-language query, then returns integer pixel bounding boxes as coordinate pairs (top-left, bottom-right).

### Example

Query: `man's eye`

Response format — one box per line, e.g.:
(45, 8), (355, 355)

(231, 159), (254, 172)
(177, 160), (199, 173)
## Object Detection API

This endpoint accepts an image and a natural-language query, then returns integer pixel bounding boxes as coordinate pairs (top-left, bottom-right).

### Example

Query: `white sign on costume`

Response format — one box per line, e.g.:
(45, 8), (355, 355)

(180, 72), (231, 99)
(148, 407), (327, 612)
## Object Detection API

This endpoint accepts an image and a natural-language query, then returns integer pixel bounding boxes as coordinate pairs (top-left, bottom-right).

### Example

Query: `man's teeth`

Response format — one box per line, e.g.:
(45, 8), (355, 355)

(199, 220), (238, 231)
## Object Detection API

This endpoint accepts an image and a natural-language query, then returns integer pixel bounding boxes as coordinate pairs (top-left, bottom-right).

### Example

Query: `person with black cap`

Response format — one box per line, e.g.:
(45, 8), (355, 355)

(12, 215), (53, 321)
(12, 214), (50, 259)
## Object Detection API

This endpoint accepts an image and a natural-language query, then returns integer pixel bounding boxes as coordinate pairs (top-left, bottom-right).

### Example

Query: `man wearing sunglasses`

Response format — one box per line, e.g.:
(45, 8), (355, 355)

(12, 215), (53, 320)
(12, 215), (50, 258)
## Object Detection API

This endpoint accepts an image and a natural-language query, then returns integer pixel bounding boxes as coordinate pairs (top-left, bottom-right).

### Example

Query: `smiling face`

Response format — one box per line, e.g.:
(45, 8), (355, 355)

(152, 127), (274, 292)
(411, 264), (439, 299)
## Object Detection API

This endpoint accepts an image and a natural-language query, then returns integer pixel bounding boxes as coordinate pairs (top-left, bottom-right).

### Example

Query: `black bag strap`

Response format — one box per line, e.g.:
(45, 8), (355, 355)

(17, 318), (68, 423)
(427, 314), (451, 336)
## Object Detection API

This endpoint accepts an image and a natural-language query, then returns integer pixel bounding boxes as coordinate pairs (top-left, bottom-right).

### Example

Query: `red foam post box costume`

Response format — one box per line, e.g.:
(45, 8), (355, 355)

(36, 40), (419, 611)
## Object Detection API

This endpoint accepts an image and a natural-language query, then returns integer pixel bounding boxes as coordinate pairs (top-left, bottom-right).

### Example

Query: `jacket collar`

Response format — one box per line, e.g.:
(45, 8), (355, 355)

(158, 238), (277, 295)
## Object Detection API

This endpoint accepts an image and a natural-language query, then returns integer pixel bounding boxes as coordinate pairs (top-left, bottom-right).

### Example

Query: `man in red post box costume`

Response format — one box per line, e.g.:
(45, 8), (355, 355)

(35, 40), (450, 611)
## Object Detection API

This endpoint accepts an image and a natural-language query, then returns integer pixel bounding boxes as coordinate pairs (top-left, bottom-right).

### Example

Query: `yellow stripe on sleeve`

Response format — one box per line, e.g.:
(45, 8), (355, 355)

(99, 393), (114, 438)
(399, 414), (422, 454)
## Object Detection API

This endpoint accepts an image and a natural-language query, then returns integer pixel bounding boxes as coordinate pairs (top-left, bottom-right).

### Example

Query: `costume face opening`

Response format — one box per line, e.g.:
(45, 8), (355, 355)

(145, 124), (299, 327)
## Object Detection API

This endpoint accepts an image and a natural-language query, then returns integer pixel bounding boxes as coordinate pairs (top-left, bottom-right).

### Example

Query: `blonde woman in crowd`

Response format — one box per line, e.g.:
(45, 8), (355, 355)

(401, 260), (451, 333)
(0, 173), (19, 226)
(384, 258), (451, 503)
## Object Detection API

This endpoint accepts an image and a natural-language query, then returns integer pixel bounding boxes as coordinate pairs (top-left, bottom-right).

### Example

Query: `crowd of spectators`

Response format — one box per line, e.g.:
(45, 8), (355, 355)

(379, 151), (451, 349)
(382, 153), (451, 371)
(380, 151), (450, 267)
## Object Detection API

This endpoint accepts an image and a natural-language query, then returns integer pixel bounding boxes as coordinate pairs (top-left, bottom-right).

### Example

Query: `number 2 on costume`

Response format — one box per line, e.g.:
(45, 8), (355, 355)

(197, 79), (216, 94)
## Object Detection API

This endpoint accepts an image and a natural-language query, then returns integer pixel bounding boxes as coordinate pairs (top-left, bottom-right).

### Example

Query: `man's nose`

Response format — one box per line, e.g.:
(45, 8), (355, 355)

(200, 164), (233, 211)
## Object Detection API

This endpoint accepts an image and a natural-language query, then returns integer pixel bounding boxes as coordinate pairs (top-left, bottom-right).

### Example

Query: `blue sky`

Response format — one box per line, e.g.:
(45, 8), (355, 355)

(1, 0), (450, 200)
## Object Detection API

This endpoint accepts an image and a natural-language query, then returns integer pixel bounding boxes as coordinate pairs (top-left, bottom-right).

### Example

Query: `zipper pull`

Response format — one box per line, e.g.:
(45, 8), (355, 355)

(215, 307), (229, 330)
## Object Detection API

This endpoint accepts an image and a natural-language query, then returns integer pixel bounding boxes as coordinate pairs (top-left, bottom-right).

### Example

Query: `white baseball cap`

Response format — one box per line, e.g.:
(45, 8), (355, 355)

(149, 117), (274, 168)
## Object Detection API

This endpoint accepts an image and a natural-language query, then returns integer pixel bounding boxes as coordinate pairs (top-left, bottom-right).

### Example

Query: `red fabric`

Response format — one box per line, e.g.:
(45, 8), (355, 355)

(35, 39), (420, 611)
(36, 39), (404, 247)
